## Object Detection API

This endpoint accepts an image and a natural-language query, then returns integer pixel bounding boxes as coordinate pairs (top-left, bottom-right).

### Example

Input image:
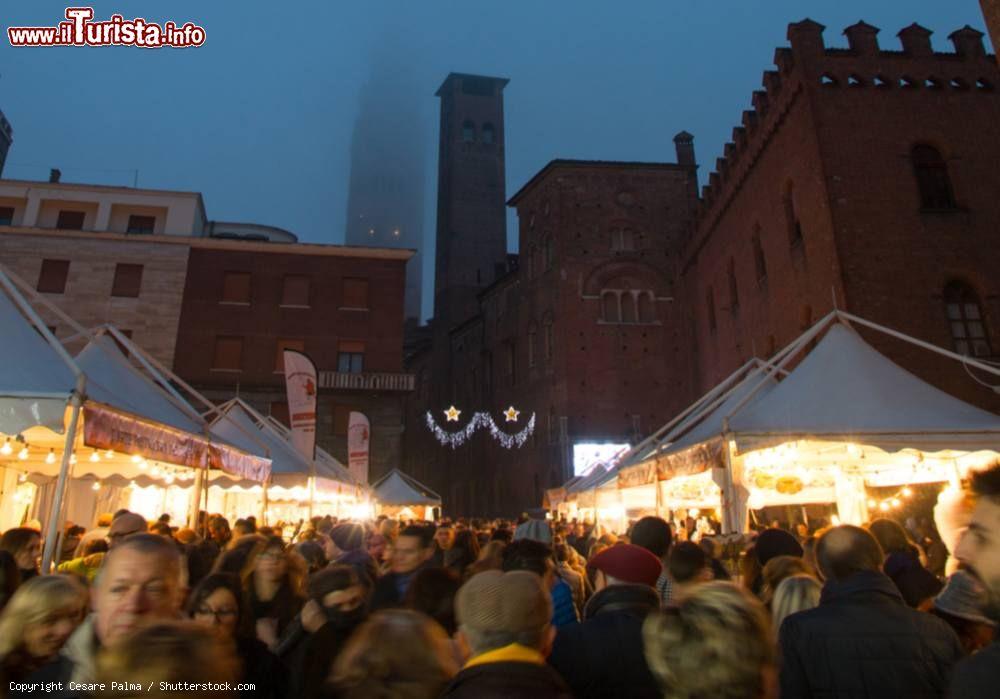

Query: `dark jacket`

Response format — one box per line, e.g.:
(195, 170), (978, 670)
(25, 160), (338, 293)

(547, 583), (661, 699)
(949, 636), (1000, 698)
(779, 570), (964, 698)
(884, 551), (943, 608)
(235, 636), (285, 699)
(370, 569), (416, 610)
(441, 661), (573, 699)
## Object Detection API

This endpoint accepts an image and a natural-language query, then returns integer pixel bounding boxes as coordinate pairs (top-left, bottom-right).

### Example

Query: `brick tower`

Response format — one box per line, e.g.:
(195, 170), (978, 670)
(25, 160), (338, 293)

(433, 73), (510, 329)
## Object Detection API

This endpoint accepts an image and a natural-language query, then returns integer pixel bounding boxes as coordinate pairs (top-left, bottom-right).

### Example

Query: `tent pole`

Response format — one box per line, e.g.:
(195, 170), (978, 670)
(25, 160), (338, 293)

(261, 480), (269, 526)
(41, 389), (83, 573)
(308, 475), (315, 521)
(188, 465), (204, 530)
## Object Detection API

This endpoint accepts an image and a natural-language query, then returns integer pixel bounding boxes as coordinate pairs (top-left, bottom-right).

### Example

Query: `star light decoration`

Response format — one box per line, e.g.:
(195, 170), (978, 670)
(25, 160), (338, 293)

(426, 407), (536, 449)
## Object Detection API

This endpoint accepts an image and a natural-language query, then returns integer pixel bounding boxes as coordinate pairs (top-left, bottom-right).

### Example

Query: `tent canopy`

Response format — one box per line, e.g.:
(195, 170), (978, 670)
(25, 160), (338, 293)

(372, 469), (441, 506)
(729, 323), (1000, 454)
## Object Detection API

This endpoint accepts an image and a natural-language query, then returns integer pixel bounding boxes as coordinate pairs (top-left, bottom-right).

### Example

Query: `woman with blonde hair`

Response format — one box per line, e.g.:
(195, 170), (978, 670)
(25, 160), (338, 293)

(331, 609), (458, 699)
(643, 581), (777, 699)
(0, 574), (88, 683)
(771, 574), (822, 632)
(759, 555), (812, 608)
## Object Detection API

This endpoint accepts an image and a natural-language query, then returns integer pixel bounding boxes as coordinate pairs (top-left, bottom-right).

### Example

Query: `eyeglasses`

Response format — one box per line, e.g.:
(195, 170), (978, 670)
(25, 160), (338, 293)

(195, 607), (238, 620)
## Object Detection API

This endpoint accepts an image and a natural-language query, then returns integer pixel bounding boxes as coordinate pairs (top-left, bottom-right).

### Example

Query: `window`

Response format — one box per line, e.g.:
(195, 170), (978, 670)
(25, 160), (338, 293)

(333, 406), (352, 437)
(784, 183), (803, 248)
(0, 207), (13, 225)
(281, 275), (310, 307)
(221, 272), (251, 304)
(611, 227), (635, 251)
(728, 258), (740, 314)
(269, 401), (290, 428)
(528, 324), (537, 368)
(211, 337), (243, 371)
(56, 210), (85, 230)
(337, 341), (365, 373)
(944, 282), (991, 357)
(462, 120), (475, 143)
(482, 123), (495, 145)
(126, 215), (155, 234)
(342, 278), (369, 309)
(602, 291), (620, 323)
(912, 144), (956, 210)
(707, 287), (717, 333)
(621, 291), (638, 324)
(111, 264), (143, 298)
(37, 259), (70, 294)
(543, 317), (554, 362)
(638, 292), (654, 323)
(544, 237), (554, 270)
(753, 228), (767, 283)
(275, 338), (306, 372)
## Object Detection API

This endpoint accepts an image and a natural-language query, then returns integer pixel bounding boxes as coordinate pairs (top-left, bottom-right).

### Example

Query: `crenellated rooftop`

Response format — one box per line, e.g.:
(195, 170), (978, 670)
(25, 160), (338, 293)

(692, 18), (998, 239)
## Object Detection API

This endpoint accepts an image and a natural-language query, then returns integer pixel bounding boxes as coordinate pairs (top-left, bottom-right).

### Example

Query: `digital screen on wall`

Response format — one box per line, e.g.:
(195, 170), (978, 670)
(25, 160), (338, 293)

(573, 443), (629, 477)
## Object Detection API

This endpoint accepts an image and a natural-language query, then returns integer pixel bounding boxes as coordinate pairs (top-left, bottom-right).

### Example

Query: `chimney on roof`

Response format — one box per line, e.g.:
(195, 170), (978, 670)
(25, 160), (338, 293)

(787, 19), (827, 56)
(949, 26), (986, 59)
(673, 131), (696, 168)
(898, 23), (934, 57)
(844, 21), (881, 55)
(49, 168), (61, 183)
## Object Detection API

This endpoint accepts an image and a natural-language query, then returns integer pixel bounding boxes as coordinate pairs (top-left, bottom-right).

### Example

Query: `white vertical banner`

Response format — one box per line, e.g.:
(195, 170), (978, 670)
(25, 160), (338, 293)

(283, 350), (318, 461)
(348, 411), (370, 485)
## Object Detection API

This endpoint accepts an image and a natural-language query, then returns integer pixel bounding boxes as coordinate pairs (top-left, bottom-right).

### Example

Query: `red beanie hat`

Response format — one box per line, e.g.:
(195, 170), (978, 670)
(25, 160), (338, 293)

(587, 543), (663, 587)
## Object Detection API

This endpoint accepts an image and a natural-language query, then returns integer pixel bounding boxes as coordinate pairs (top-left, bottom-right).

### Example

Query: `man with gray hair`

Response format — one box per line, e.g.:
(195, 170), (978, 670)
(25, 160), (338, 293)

(27, 533), (185, 695)
(441, 570), (572, 698)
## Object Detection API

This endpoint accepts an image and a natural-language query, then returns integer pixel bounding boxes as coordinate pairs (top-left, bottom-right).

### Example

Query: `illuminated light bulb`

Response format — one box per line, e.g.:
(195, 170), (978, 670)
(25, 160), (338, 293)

(151, 466), (161, 476)
(69, 453), (77, 465)
(902, 487), (913, 498)
(878, 502), (890, 512)
(90, 450), (100, 463)
(18, 445), (29, 460)
(138, 460), (148, 470)
(46, 449), (56, 465)
(891, 498), (901, 509)
(91, 481), (100, 491)
(131, 454), (142, 464)
(687, 508), (699, 518)
(165, 475), (175, 485)
(867, 499), (877, 509)
(105, 449), (114, 459)
(1, 438), (12, 456)
(18, 472), (26, 482)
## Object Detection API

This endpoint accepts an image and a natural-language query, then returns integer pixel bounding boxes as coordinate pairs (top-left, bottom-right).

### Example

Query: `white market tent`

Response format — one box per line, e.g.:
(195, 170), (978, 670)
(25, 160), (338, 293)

(551, 310), (1000, 533)
(372, 469), (441, 520)
(0, 267), (270, 569)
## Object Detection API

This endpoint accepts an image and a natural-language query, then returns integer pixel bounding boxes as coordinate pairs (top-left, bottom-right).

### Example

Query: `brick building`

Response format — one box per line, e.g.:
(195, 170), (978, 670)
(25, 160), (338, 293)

(684, 19), (1000, 413)
(0, 178), (414, 479)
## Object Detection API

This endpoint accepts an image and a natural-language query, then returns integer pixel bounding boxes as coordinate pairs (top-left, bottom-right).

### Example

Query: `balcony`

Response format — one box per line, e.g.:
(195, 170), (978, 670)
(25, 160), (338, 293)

(318, 371), (415, 392)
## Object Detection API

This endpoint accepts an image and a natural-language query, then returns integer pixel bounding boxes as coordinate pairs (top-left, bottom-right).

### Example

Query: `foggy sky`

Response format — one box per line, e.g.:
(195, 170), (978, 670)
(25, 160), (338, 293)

(0, 1), (988, 321)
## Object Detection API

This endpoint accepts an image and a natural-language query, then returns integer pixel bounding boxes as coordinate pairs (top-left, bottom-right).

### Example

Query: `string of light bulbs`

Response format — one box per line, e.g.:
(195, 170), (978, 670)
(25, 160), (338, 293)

(425, 408), (536, 449)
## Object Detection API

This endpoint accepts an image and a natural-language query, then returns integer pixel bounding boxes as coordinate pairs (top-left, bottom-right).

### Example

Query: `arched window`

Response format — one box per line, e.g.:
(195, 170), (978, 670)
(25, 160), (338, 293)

(912, 145), (956, 210)
(602, 291), (620, 323)
(462, 120), (475, 143)
(944, 282), (991, 357)
(611, 227), (635, 251)
(482, 123), (495, 145)
(527, 323), (537, 368)
(753, 227), (767, 283)
(543, 317), (554, 361)
(784, 182), (803, 248)
(621, 291), (638, 324)
(638, 292), (654, 323)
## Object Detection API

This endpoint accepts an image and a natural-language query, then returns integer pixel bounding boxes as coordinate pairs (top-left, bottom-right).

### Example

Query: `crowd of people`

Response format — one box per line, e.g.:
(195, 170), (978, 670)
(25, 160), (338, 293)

(0, 461), (997, 698)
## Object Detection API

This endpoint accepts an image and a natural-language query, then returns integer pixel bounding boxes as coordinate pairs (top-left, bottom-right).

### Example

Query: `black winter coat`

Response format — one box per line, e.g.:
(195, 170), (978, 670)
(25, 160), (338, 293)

(779, 570), (964, 699)
(547, 583), (661, 699)
(441, 661), (573, 699)
(949, 638), (1000, 698)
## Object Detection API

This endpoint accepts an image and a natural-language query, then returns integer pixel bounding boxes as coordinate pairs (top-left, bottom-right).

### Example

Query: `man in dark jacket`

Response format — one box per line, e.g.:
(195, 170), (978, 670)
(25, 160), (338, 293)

(950, 463), (1000, 698)
(442, 569), (572, 698)
(548, 543), (663, 699)
(370, 524), (435, 609)
(779, 525), (963, 698)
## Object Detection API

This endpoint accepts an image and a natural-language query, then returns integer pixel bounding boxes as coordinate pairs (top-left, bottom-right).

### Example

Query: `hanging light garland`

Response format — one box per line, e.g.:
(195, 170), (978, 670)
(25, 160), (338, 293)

(868, 485), (915, 513)
(425, 408), (536, 449)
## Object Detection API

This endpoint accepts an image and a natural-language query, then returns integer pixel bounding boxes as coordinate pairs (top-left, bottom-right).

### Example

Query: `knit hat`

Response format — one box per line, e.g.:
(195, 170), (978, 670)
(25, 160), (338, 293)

(330, 523), (365, 552)
(587, 543), (663, 587)
(512, 519), (553, 545)
(755, 528), (803, 566)
(934, 570), (997, 626)
(455, 570), (552, 633)
(108, 512), (147, 539)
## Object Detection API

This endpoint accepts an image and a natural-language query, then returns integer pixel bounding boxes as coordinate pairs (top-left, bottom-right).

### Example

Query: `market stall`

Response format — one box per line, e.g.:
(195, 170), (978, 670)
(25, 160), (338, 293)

(371, 469), (441, 521)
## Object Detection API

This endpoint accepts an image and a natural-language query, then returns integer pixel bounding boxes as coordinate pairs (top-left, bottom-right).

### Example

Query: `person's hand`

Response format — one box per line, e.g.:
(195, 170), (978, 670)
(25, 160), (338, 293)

(300, 600), (326, 634)
(256, 617), (279, 649)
